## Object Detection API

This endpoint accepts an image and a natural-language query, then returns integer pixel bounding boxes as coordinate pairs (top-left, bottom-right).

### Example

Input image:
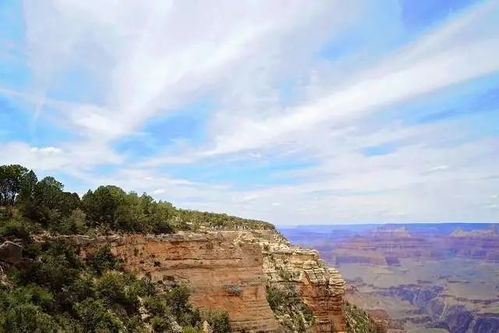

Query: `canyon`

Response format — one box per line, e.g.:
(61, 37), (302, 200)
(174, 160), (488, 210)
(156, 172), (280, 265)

(70, 230), (348, 333)
(281, 224), (499, 333)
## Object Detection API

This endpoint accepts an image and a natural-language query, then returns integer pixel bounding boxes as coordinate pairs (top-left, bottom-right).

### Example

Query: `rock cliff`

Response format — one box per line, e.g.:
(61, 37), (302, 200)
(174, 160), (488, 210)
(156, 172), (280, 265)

(240, 231), (346, 332)
(71, 230), (347, 332)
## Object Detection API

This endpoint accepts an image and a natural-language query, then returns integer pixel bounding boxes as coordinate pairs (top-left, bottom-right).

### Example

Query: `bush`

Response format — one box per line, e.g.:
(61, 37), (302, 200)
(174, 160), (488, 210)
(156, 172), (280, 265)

(75, 298), (125, 332)
(151, 316), (172, 332)
(1, 303), (59, 333)
(95, 271), (141, 315)
(143, 295), (170, 317)
(266, 284), (314, 332)
(0, 218), (36, 240)
(344, 302), (386, 333)
(20, 241), (82, 292)
(201, 309), (231, 333)
(166, 284), (192, 316)
(5, 285), (55, 311)
(54, 208), (86, 234)
(86, 245), (122, 275)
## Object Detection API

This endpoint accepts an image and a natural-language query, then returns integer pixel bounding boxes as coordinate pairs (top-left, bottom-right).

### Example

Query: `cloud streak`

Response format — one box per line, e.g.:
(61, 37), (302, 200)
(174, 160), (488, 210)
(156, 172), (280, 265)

(1, 0), (498, 224)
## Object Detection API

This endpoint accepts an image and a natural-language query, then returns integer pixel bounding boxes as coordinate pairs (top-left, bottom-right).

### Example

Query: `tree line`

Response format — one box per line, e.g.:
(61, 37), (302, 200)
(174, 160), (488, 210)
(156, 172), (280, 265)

(0, 164), (274, 237)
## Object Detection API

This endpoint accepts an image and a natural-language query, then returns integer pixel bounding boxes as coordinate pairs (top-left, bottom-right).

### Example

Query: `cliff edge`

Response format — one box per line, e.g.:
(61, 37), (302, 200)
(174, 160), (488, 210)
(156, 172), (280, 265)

(72, 230), (346, 332)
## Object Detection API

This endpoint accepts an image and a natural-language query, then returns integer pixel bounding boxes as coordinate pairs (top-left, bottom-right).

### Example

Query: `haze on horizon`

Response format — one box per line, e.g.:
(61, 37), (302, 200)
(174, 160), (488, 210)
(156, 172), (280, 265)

(1, 0), (499, 225)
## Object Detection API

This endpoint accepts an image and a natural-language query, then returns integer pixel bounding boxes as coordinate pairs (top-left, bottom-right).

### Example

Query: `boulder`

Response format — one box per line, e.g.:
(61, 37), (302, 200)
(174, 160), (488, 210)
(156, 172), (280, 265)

(0, 241), (23, 264)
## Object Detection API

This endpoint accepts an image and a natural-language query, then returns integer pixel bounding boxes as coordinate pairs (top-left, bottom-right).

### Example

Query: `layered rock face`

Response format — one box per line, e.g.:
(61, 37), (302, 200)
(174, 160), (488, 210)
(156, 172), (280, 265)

(242, 231), (346, 333)
(315, 226), (499, 266)
(76, 232), (279, 332)
(74, 231), (347, 333)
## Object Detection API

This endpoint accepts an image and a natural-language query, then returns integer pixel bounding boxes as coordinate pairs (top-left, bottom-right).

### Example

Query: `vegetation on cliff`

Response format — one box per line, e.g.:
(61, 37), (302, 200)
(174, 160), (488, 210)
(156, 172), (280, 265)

(0, 164), (260, 332)
(0, 238), (230, 332)
(266, 284), (315, 332)
(0, 164), (274, 237)
(344, 302), (385, 333)
(0, 164), (356, 333)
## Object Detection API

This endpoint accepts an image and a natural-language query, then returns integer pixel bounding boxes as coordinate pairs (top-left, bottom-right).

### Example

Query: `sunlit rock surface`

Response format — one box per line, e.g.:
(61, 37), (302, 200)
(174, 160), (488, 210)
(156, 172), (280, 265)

(72, 230), (347, 332)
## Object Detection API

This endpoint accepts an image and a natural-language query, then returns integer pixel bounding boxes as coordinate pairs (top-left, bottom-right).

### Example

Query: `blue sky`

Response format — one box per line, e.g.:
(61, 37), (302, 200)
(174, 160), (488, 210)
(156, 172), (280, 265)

(1, 0), (499, 225)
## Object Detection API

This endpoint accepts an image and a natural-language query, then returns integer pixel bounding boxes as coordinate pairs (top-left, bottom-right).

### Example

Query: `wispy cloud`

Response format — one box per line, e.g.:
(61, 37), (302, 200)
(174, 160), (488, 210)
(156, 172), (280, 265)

(0, 0), (498, 224)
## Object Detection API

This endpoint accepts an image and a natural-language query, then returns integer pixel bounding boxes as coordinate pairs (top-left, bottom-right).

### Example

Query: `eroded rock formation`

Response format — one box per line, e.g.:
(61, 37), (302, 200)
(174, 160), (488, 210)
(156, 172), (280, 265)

(71, 231), (347, 332)
(75, 232), (279, 332)
(239, 231), (346, 333)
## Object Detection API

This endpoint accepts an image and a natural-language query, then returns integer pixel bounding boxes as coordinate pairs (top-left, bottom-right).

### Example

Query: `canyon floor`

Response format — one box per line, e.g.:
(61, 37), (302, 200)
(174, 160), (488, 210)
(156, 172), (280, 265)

(280, 223), (499, 333)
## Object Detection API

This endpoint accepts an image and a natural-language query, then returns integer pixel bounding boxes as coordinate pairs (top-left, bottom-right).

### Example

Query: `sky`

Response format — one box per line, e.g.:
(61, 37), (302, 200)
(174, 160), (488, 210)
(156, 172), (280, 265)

(1, 0), (499, 225)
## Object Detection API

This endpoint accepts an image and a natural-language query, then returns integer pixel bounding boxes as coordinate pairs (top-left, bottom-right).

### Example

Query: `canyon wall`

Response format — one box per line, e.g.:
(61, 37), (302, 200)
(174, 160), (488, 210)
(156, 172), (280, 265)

(75, 232), (279, 332)
(243, 231), (346, 332)
(72, 231), (345, 332)
(73, 231), (347, 332)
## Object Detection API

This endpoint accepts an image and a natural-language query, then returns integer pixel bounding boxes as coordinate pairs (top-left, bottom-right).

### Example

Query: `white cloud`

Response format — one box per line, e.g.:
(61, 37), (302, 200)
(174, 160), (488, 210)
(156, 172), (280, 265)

(2, 0), (499, 224)
(203, 0), (499, 156)
(151, 189), (166, 195)
(0, 141), (122, 173)
(29, 146), (62, 154)
(21, 0), (358, 141)
(0, 142), (66, 170)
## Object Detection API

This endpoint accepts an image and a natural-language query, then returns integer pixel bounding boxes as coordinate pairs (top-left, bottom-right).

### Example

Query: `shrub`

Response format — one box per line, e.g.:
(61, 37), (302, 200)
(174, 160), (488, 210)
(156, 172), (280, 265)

(143, 295), (170, 317)
(5, 285), (55, 311)
(95, 271), (141, 315)
(54, 208), (86, 234)
(201, 309), (231, 333)
(151, 316), (171, 332)
(166, 284), (192, 316)
(344, 302), (386, 333)
(75, 298), (124, 332)
(266, 284), (314, 332)
(20, 241), (82, 292)
(1, 303), (59, 333)
(0, 218), (35, 240)
(86, 244), (122, 275)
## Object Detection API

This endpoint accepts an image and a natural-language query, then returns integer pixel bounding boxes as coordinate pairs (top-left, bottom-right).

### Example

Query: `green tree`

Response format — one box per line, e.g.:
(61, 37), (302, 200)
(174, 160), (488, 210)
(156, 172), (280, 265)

(145, 200), (175, 234)
(82, 185), (127, 229)
(17, 170), (38, 205)
(95, 271), (141, 315)
(57, 208), (86, 234)
(22, 176), (80, 228)
(0, 164), (29, 206)
(114, 191), (146, 232)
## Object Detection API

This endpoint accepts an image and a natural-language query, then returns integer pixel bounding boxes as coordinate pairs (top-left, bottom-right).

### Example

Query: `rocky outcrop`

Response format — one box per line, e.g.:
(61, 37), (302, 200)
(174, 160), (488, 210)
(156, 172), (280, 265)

(74, 232), (280, 332)
(241, 231), (346, 332)
(70, 231), (347, 333)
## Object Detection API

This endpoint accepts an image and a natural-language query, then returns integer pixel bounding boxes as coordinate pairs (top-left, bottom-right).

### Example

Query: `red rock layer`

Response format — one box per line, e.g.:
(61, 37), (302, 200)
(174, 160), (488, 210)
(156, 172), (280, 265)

(72, 231), (348, 333)
(250, 231), (347, 333)
(76, 233), (280, 333)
